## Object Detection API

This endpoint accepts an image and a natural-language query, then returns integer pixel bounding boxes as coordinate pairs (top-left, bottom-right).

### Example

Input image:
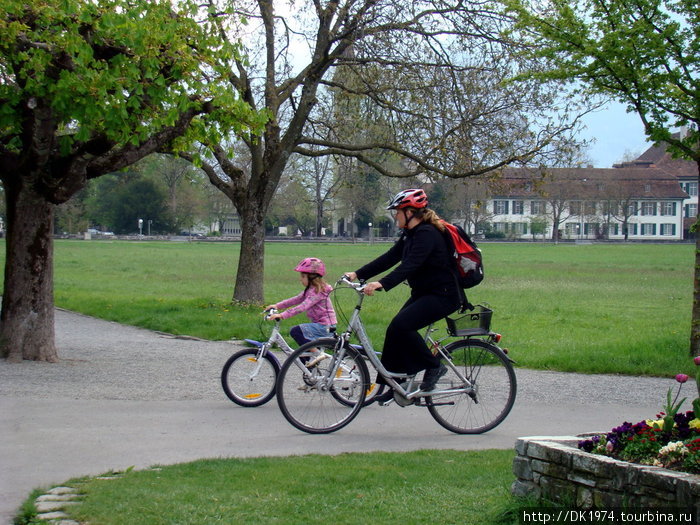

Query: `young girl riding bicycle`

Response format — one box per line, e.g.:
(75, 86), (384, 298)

(267, 257), (337, 356)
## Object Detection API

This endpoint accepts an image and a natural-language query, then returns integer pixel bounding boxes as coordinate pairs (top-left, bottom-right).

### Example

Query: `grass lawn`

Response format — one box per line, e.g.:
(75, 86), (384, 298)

(5, 238), (691, 377)
(20, 450), (521, 525)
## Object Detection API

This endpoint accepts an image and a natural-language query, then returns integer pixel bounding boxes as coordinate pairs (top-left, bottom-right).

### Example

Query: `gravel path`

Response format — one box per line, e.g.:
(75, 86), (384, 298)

(0, 309), (674, 406)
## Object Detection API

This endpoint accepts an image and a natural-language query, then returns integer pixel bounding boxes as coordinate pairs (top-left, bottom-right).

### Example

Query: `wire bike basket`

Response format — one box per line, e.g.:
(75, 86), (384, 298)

(446, 305), (492, 336)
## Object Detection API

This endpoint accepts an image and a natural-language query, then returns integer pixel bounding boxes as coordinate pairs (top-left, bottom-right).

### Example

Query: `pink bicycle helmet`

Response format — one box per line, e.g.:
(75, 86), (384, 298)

(294, 257), (326, 276)
(386, 188), (428, 210)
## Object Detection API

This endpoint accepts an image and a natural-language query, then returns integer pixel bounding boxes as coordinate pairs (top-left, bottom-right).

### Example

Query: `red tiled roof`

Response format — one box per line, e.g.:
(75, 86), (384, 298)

(632, 139), (698, 179)
(490, 166), (688, 200)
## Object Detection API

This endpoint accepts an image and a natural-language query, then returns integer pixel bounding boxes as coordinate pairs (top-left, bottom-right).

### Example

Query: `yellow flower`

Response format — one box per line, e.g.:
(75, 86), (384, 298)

(689, 419), (700, 430)
(646, 418), (665, 429)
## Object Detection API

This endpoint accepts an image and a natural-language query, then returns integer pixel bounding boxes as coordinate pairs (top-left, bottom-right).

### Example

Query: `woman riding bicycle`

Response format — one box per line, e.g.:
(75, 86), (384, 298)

(344, 188), (463, 393)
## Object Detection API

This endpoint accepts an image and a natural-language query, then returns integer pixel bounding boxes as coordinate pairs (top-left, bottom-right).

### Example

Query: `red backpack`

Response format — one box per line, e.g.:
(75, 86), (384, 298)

(440, 220), (484, 289)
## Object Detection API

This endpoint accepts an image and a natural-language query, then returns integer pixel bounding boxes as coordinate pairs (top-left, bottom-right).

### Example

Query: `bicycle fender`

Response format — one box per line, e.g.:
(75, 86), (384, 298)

(264, 351), (281, 366)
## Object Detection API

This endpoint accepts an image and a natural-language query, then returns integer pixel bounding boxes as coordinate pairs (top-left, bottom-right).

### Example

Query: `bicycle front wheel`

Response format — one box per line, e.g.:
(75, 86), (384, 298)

(276, 341), (369, 434)
(427, 339), (516, 434)
(221, 348), (280, 407)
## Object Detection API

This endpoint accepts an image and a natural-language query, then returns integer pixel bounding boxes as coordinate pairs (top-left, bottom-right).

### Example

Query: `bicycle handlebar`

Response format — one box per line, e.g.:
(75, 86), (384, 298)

(336, 275), (367, 292)
(263, 308), (279, 321)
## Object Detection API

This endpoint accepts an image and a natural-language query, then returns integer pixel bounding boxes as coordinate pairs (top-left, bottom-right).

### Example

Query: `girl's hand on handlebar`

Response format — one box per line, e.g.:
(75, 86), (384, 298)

(363, 281), (383, 296)
(268, 313), (282, 321)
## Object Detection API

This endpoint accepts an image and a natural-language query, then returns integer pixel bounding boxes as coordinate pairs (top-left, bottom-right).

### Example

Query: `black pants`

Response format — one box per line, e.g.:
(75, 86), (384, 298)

(378, 293), (460, 383)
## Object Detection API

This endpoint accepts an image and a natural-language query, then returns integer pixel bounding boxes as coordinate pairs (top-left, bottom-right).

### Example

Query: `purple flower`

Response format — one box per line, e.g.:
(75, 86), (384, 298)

(675, 373), (689, 383)
(694, 356), (700, 366)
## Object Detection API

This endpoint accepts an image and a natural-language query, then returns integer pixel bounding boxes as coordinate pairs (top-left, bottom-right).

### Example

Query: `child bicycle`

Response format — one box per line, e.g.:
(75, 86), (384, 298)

(221, 308), (385, 407)
(275, 276), (517, 434)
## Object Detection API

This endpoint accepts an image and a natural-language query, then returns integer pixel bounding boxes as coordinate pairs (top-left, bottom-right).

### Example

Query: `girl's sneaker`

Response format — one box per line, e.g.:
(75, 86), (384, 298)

(305, 351), (329, 368)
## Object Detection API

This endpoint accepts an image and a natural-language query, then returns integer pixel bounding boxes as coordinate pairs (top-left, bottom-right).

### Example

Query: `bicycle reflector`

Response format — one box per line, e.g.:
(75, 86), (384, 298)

(493, 333), (502, 344)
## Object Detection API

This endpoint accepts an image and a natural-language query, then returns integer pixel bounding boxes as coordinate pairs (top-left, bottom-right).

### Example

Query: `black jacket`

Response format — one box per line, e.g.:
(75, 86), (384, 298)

(355, 223), (460, 299)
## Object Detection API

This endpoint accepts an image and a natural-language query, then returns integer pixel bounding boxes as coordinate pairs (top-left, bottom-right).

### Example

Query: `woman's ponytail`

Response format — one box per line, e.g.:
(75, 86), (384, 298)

(410, 207), (445, 232)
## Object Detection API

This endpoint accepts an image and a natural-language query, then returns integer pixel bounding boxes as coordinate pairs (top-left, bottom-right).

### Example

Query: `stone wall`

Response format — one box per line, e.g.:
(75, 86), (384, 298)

(512, 435), (700, 511)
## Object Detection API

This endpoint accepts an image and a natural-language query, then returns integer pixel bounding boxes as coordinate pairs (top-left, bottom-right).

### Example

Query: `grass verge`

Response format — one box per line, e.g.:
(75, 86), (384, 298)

(41, 450), (518, 525)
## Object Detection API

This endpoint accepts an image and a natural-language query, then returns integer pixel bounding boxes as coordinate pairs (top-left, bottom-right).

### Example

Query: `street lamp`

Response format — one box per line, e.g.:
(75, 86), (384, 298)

(138, 218), (143, 236)
(368, 222), (373, 244)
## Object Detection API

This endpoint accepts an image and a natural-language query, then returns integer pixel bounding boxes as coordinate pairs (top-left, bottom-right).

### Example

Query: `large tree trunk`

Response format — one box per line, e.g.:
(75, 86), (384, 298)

(232, 204), (266, 304)
(1, 179), (57, 362)
(690, 160), (700, 359)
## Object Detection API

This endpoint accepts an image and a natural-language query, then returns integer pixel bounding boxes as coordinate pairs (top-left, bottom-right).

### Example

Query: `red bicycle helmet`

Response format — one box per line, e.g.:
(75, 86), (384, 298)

(294, 257), (326, 276)
(386, 188), (428, 210)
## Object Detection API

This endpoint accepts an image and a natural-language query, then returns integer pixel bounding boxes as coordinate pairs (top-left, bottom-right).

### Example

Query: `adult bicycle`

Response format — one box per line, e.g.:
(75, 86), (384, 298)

(221, 308), (384, 407)
(275, 277), (517, 434)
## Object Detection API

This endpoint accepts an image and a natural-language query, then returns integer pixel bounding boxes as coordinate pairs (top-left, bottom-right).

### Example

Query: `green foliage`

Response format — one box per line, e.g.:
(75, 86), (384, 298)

(85, 174), (173, 233)
(504, 0), (700, 161)
(619, 427), (666, 463)
(0, 0), (265, 161)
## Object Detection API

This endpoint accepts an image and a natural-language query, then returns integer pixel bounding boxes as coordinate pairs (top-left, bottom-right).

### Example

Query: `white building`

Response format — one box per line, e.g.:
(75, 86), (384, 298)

(483, 164), (689, 241)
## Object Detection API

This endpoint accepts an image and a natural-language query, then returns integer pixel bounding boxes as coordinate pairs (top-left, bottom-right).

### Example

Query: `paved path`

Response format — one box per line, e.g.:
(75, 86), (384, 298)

(0, 310), (675, 524)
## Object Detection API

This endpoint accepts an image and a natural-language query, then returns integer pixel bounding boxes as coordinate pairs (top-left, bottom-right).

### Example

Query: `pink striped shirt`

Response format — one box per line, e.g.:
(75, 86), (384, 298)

(276, 285), (337, 325)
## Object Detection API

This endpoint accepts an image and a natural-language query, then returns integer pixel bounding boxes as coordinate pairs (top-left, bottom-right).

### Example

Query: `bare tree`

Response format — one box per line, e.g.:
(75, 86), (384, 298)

(191, 0), (585, 303)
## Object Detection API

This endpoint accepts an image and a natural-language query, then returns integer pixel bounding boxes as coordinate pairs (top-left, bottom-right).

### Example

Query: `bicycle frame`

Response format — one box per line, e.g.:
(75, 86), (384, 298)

(243, 309), (294, 375)
(333, 277), (476, 403)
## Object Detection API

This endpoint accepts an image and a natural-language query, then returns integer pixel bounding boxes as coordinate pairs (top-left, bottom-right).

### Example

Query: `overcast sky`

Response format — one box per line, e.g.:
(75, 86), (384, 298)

(578, 102), (651, 168)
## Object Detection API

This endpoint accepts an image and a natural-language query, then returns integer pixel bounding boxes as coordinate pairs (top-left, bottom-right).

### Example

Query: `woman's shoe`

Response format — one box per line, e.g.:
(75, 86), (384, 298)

(419, 364), (447, 391)
(374, 389), (395, 404)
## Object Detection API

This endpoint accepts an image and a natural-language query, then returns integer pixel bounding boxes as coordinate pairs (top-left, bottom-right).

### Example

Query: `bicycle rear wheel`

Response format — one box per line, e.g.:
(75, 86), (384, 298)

(221, 348), (280, 407)
(331, 344), (384, 407)
(427, 339), (516, 434)
(276, 342), (369, 434)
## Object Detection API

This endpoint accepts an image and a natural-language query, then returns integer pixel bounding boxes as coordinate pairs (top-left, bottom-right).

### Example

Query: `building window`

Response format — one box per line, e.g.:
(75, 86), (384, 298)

(512, 200), (524, 215)
(641, 202), (657, 216)
(512, 222), (528, 235)
(565, 223), (580, 236)
(494, 222), (507, 233)
(645, 184), (651, 193)
(569, 201), (582, 215)
(584, 201), (597, 215)
(685, 203), (698, 218)
(494, 200), (509, 215)
(531, 200), (545, 214)
(682, 182), (698, 196)
(602, 201), (620, 215)
(641, 223), (657, 236)
(660, 202), (676, 216)
(605, 223), (619, 236)
(583, 223), (599, 236)
(660, 224), (676, 236)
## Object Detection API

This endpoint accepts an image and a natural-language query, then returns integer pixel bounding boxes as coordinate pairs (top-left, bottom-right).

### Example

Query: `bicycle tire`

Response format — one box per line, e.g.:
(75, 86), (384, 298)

(221, 348), (280, 407)
(426, 339), (516, 434)
(276, 341), (369, 434)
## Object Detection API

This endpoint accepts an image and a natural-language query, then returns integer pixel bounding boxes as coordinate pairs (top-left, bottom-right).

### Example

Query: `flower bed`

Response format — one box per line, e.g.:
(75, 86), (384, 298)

(512, 361), (700, 510)
(577, 373), (700, 474)
(512, 435), (700, 510)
